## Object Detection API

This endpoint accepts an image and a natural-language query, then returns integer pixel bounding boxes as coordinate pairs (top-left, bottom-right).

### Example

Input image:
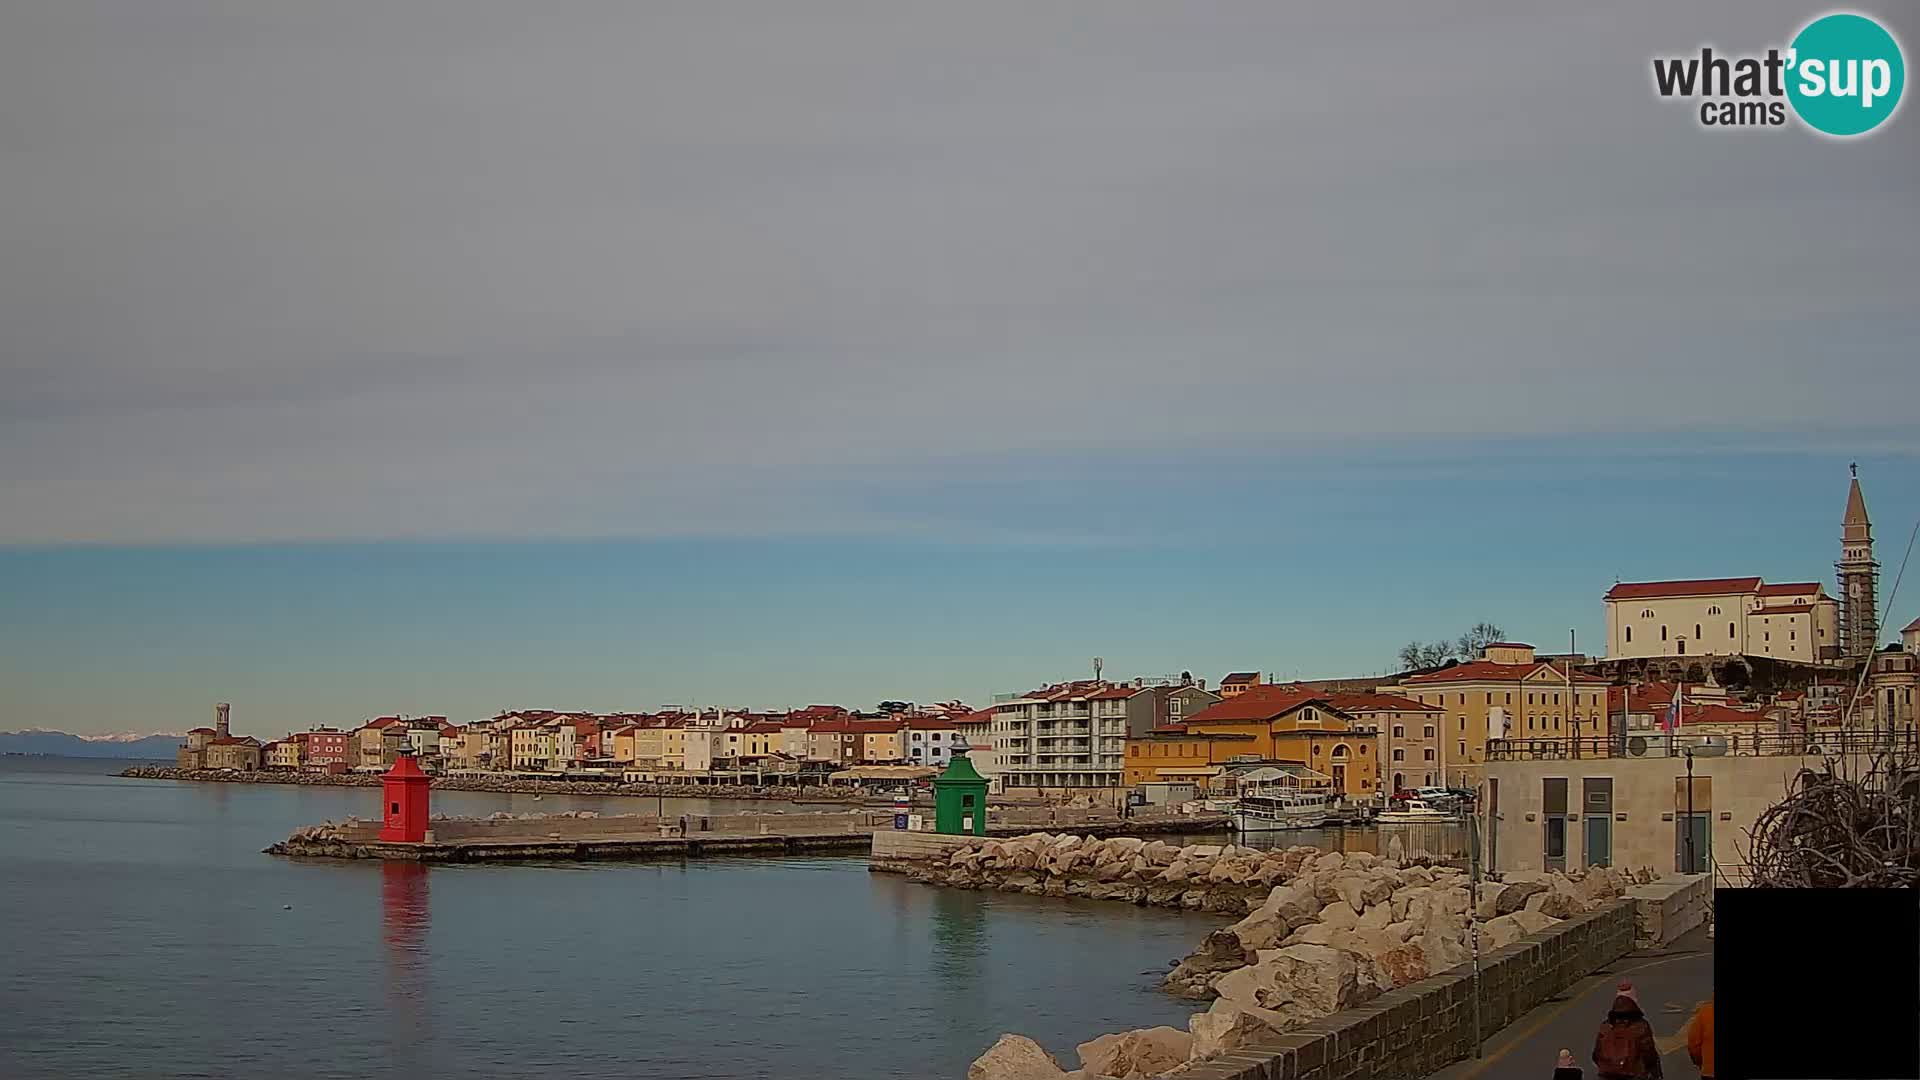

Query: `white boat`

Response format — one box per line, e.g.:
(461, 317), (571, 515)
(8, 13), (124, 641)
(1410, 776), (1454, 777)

(1229, 789), (1334, 832)
(1375, 798), (1457, 824)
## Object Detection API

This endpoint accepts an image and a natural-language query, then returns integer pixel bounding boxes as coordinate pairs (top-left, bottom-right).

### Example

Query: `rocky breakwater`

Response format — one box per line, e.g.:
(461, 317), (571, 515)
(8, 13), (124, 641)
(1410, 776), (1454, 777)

(907, 834), (1296, 913)
(959, 839), (1660, 1080)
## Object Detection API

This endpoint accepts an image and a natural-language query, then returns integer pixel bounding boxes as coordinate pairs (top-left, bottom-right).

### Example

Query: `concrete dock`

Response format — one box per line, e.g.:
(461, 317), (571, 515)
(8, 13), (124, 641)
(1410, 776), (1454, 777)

(267, 813), (1231, 863)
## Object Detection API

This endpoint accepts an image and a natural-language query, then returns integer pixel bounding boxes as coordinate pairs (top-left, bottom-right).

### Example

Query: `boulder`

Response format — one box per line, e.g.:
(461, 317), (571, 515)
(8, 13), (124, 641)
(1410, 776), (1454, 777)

(1162, 929), (1250, 998)
(1318, 901), (1359, 931)
(1355, 902), (1394, 932)
(1226, 907), (1288, 952)
(970, 1035), (1068, 1080)
(1536, 879), (1584, 919)
(1260, 882), (1321, 928)
(1157, 861), (1193, 884)
(1373, 942), (1430, 987)
(1511, 909), (1561, 936)
(1392, 886), (1433, 924)
(1076, 1027), (1194, 1079)
(1484, 914), (1528, 950)
(1415, 907), (1471, 974)
(1106, 836), (1146, 856)
(1382, 919), (1416, 944)
(1312, 851), (1345, 872)
(1188, 1002), (1279, 1059)
(1494, 881), (1548, 916)
(1213, 942), (1380, 1028)
(1473, 882), (1507, 920)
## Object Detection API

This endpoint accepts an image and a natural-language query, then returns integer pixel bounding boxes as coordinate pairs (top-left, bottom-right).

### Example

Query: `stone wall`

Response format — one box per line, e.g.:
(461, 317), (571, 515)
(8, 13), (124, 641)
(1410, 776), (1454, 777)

(1627, 874), (1710, 948)
(1161, 902), (1637, 1080)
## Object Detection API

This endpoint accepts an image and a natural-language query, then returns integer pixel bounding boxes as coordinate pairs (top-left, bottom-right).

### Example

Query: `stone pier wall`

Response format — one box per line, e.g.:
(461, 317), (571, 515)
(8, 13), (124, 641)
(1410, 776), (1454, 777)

(1165, 901), (1637, 1080)
(1627, 874), (1711, 948)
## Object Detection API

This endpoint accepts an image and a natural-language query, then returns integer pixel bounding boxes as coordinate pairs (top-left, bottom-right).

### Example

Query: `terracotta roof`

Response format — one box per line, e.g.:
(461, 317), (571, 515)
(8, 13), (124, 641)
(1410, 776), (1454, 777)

(847, 719), (905, 734)
(1402, 660), (1608, 685)
(1605, 577), (1761, 600)
(952, 708), (994, 726)
(1483, 642), (1533, 650)
(1758, 582), (1822, 596)
(187, 727), (215, 735)
(902, 715), (961, 730)
(1673, 703), (1770, 727)
(1904, 616), (1920, 634)
(208, 736), (259, 746)
(1221, 672), (1260, 683)
(742, 721), (786, 734)
(1182, 686), (1332, 724)
(1324, 692), (1440, 713)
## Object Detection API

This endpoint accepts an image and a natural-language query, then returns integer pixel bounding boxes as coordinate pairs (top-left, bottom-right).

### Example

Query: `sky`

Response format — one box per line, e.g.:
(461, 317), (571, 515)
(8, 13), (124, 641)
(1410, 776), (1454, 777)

(2, 3), (1917, 735)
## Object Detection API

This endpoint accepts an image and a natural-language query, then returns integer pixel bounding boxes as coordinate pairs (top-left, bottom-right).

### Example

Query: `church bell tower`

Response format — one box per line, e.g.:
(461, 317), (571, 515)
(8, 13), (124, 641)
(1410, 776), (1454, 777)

(1837, 464), (1879, 660)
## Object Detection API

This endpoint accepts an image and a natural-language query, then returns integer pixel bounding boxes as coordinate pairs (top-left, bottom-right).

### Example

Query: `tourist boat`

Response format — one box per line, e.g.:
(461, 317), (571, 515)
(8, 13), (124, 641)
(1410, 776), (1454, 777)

(1228, 789), (1335, 832)
(1374, 798), (1458, 824)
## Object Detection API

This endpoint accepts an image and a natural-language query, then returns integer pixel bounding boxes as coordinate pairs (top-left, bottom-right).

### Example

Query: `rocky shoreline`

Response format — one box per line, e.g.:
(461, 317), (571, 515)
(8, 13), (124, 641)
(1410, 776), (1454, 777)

(117, 765), (872, 803)
(938, 833), (1656, 1079)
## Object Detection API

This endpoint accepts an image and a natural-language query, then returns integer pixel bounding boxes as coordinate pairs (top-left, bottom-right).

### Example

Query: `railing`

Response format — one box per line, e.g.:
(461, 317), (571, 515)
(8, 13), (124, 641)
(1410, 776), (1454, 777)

(1485, 728), (1906, 761)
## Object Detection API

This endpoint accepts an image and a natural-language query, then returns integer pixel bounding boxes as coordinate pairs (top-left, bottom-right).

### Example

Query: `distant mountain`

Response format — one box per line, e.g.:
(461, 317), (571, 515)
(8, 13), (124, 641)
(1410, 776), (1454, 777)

(0, 730), (185, 758)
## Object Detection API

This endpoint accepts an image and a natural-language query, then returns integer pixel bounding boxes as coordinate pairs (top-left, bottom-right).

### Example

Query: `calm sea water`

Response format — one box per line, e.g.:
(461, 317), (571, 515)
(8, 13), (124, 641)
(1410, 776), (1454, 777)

(0, 757), (1226, 1080)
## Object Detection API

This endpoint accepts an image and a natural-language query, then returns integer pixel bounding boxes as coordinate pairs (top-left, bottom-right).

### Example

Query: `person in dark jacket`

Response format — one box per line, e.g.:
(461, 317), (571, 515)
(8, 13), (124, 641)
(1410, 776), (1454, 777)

(1554, 1047), (1584, 1080)
(1593, 981), (1662, 1080)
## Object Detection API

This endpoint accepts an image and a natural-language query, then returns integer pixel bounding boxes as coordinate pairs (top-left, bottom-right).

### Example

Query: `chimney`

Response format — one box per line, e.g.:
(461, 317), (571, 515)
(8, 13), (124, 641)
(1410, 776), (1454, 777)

(215, 702), (231, 740)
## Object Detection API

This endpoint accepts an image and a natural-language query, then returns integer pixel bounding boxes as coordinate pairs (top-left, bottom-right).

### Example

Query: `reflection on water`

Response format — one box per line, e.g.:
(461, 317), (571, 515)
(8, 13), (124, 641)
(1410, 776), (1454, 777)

(382, 862), (431, 1073)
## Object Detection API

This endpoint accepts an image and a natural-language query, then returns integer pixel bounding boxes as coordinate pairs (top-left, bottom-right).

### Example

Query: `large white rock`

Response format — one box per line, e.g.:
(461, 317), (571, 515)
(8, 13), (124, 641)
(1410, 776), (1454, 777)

(969, 1035), (1068, 1080)
(1312, 851), (1345, 872)
(1260, 882), (1321, 928)
(1212, 942), (1381, 1028)
(1473, 882), (1507, 920)
(1415, 906), (1471, 974)
(1356, 902), (1394, 932)
(1188, 1001), (1279, 1059)
(1318, 901), (1360, 930)
(1511, 909), (1561, 936)
(1076, 1027), (1194, 1079)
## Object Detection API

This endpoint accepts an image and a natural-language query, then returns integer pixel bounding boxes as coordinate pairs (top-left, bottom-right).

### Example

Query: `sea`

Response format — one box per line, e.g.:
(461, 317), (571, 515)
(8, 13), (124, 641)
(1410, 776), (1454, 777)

(0, 756), (1236, 1080)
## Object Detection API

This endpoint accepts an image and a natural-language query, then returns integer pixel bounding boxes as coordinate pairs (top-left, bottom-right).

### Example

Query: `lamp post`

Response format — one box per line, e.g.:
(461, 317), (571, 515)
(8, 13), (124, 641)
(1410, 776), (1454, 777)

(1683, 746), (1695, 875)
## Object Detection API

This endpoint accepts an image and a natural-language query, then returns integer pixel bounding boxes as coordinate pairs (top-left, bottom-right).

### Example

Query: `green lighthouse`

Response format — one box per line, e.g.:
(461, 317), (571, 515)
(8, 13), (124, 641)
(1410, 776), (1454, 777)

(931, 750), (989, 835)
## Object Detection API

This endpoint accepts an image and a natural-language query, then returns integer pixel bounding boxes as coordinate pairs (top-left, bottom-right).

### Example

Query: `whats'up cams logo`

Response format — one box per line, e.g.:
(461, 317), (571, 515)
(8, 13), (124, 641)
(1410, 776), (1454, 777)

(1653, 11), (1905, 136)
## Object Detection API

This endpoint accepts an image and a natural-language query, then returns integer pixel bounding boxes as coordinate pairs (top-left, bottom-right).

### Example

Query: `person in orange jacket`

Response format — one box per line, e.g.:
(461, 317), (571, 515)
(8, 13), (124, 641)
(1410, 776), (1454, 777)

(1685, 996), (1714, 1079)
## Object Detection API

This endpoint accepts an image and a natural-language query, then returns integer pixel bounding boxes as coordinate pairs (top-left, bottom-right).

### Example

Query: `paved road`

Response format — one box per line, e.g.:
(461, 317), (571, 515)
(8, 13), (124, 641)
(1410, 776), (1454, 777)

(1425, 926), (1713, 1080)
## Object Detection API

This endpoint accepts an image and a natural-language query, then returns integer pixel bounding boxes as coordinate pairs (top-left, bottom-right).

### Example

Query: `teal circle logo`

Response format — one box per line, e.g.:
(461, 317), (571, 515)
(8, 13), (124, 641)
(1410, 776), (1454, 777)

(1787, 13), (1905, 136)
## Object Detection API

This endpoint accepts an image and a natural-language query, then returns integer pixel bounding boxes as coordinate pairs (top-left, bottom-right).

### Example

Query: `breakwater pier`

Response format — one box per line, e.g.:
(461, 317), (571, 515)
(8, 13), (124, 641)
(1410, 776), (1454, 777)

(267, 810), (1231, 863)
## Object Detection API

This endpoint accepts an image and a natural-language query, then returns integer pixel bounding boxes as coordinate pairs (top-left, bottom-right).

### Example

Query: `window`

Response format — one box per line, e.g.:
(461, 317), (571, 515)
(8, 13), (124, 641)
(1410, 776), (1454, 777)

(1708, 605), (1721, 615)
(1641, 608), (1654, 618)
(1423, 748), (1435, 761)
(1625, 626), (1632, 643)
(1457, 740), (1467, 757)
(1424, 725), (1436, 738)
(1505, 693), (1512, 704)
(1661, 625), (1669, 641)
(1729, 622), (1736, 638)
(1393, 749), (1405, 761)
(1695, 624), (1702, 639)
(1392, 725), (1405, 738)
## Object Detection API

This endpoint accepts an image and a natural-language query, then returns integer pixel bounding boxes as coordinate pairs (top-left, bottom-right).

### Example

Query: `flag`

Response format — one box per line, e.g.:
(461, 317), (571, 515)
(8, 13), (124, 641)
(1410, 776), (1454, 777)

(1666, 684), (1685, 733)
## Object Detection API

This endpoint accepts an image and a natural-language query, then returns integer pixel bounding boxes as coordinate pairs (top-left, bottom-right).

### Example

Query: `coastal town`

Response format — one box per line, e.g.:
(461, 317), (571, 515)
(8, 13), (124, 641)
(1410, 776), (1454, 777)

(148, 471), (1918, 884)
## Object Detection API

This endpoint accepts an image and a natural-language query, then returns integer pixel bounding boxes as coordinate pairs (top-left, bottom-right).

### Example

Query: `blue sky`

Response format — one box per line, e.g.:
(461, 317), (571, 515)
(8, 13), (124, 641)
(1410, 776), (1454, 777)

(6, 433), (1915, 735)
(2, 3), (1917, 733)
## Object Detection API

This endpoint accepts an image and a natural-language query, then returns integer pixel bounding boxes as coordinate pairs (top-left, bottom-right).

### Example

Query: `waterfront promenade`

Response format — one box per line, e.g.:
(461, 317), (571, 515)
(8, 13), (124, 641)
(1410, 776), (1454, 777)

(1421, 925), (1712, 1080)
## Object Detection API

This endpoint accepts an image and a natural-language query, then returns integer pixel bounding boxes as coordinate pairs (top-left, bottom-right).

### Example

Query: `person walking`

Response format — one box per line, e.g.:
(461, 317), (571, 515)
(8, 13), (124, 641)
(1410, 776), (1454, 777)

(1592, 981), (1662, 1080)
(1553, 1047), (1584, 1080)
(1685, 996), (1714, 1079)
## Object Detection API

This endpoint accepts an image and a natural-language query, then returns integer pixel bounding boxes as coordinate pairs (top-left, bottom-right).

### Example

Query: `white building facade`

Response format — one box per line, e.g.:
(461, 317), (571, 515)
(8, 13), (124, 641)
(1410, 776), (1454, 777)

(1604, 577), (1839, 663)
(989, 681), (1133, 792)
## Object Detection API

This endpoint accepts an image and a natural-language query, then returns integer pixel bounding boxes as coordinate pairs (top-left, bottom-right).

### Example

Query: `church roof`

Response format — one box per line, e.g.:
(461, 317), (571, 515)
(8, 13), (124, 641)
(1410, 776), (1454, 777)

(1904, 616), (1920, 634)
(1606, 577), (1761, 600)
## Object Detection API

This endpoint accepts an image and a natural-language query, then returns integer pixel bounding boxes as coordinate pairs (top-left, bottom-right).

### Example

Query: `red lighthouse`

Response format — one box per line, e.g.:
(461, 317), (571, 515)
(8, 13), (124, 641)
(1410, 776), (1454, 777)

(379, 754), (431, 843)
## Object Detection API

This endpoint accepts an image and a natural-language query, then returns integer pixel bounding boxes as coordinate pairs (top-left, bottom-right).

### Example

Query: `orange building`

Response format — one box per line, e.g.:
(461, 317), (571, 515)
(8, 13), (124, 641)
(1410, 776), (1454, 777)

(1123, 686), (1379, 799)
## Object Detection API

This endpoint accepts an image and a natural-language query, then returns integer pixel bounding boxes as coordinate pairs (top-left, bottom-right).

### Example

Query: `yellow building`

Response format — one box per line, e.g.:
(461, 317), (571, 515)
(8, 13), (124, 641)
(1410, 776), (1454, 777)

(1392, 643), (1610, 777)
(1123, 687), (1379, 799)
(631, 722), (686, 770)
(205, 736), (262, 771)
(858, 723), (904, 764)
(265, 739), (303, 770)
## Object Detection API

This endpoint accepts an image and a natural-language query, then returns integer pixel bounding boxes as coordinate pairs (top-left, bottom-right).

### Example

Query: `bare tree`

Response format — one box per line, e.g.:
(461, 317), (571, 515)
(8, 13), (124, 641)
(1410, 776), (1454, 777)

(1397, 640), (1455, 672)
(1454, 622), (1507, 660)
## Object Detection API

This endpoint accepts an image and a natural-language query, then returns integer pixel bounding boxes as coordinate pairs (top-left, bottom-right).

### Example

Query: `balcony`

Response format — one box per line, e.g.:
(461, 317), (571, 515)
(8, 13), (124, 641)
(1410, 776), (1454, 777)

(1485, 728), (1902, 761)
